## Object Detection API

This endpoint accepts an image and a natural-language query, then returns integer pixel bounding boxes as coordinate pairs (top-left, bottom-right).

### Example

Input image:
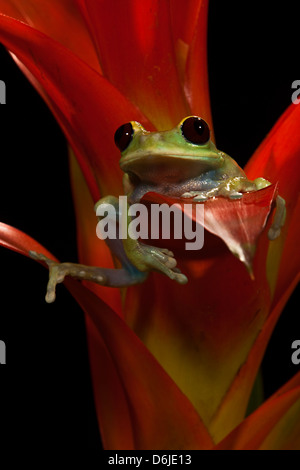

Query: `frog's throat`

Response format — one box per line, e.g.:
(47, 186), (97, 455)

(120, 152), (224, 172)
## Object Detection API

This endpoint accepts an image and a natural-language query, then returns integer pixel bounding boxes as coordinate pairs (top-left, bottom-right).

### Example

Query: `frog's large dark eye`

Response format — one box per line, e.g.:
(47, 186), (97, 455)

(114, 122), (133, 152)
(181, 116), (210, 145)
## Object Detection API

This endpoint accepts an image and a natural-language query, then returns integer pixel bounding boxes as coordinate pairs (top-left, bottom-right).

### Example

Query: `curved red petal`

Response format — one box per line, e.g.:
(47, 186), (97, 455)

(215, 372), (300, 450)
(78, 0), (190, 130)
(9, 53), (50, 106)
(0, 221), (213, 449)
(0, 0), (100, 72)
(245, 104), (300, 199)
(183, 1), (213, 137)
(204, 104), (300, 441)
(125, 194), (278, 435)
(68, 276), (214, 450)
(270, 199), (300, 312)
(170, 0), (204, 46)
(245, 104), (300, 309)
(0, 222), (134, 449)
(143, 185), (278, 273)
(0, 222), (57, 261)
(211, 239), (299, 443)
(259, 399), (300, 450)
(169, 0), (204, 83)
(0, 15), (152, 200)
(69, 150), (123, 315)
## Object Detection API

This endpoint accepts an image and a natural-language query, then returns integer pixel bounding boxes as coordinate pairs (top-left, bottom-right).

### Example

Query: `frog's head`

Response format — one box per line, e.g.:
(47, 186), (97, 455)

(115, 116), (224, 184)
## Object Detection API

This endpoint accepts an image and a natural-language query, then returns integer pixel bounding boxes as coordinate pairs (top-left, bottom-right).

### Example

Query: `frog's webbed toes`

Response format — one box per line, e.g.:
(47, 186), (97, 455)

(228, 191), (243, 200)
(181, 191), (208, 202)
(171, 270), (189, 285)
(151, 247), (177, 269)
(29, 251), (73, 303)
(44, 265), (65, 303)
(138, 244), (188, 285)
(29, 251), (107, 303)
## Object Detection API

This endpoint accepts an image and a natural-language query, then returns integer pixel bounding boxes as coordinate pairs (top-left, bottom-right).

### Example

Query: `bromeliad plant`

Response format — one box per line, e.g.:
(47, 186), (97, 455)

(0, 0), (299, 450)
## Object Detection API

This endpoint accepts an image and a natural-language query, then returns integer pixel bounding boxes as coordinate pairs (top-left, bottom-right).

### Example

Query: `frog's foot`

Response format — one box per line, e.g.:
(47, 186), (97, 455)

(131, 244), (188, 285)
(252, 179), (286, 240)
(29, 251), (107, 303)
(216, 177), (258, 199)
(182, 187), (244, 201)
(181, 190), (217, 201)
(181, 178), (256, 202)
(268, 195), (286, 240)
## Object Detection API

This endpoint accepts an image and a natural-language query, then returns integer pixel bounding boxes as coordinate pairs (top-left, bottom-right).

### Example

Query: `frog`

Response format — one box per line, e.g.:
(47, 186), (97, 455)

(30, 116), (286, 303)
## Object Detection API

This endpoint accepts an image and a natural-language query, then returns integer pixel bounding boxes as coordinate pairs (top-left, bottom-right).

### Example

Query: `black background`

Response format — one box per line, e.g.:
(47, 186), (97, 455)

(0, 1), (299, 453)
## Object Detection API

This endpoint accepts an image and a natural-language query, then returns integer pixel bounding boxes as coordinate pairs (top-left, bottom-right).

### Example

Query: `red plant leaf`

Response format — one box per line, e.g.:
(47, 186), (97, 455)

(68, 150), (123, 315)
(169, 0), (205, 85)
(142, 184), (278, 273)
(209, 104), (300, 441)
(245, 103), (300, 309)
(170, 0), (205, 46)
(183, 0), (214, 137)
(0, 222), (57, 261)
(77, 0), (190, 130)
(0, 14), (153, 201)
(215, 372), (300, 450)
(71, 279), (214, 450)
(0, 221), (214, 450)
(124, 212), (274, 435)
(0, 0), (100, 72)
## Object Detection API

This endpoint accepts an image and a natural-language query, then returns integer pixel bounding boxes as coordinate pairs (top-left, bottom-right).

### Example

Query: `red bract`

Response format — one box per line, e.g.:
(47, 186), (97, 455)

(0, 1), (299, 450)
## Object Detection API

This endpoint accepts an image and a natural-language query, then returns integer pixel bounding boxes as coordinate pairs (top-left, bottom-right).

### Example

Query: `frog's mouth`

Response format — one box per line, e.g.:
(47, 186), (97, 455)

(120, 152), (224, 184)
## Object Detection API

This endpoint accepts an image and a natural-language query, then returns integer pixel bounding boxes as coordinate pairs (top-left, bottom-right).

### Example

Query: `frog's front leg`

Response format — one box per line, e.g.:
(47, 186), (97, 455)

(123, 240), (188, 285)
(30, 248), (149, 303)
(31, 195), (187, 303)
(96, 195), (187, 284)
(30, 195), (147, 303)
(29, 252), (107, 303)
(120, 198), (188, 285)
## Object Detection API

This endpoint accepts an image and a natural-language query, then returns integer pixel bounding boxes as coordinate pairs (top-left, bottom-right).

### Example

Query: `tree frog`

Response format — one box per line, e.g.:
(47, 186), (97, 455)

(30, 116), (285, 302)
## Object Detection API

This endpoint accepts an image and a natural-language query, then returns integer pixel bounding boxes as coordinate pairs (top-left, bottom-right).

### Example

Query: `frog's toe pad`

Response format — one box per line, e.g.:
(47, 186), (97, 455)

(229, 191), (243, 200)
(29, 252), (70, 303)
(139, 244), (187, 284)
(173, 271), (188, 285)
(150, 246), (177, 269)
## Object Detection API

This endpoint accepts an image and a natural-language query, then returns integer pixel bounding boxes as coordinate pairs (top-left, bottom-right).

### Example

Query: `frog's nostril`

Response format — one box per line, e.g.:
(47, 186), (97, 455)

(140, 133), (161, 145)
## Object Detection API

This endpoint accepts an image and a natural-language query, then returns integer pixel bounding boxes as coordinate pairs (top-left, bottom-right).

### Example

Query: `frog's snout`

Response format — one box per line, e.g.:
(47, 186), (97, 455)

(139, 132), (164, 146)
